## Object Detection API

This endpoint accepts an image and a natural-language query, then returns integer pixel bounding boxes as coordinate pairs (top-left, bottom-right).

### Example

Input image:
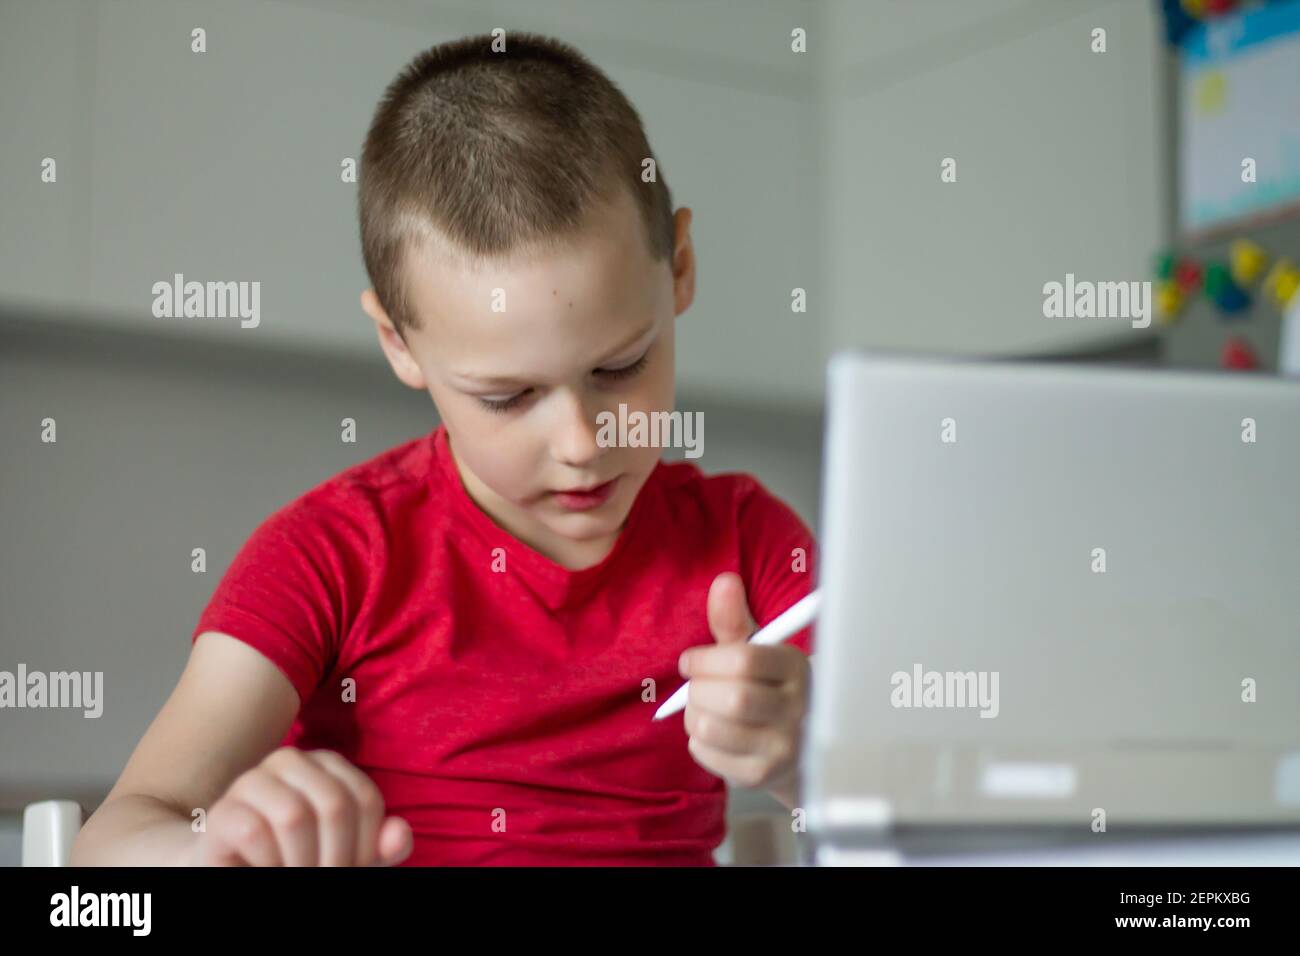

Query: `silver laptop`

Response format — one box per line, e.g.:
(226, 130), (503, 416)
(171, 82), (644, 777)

(804, 352), (1300, 852)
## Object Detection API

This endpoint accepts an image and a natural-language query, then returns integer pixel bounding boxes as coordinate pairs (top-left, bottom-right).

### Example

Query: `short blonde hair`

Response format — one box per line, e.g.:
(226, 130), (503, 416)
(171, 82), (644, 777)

(358, 31), (676, 333)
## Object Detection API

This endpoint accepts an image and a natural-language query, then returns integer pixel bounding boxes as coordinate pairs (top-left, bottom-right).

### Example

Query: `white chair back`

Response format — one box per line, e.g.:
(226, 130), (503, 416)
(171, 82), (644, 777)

(22, 800), (82, 867)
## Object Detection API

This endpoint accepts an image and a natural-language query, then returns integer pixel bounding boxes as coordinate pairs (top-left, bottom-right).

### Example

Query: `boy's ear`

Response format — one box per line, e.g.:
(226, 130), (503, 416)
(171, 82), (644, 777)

(671, 207), (696, 317)
(361, 289), (427, 391)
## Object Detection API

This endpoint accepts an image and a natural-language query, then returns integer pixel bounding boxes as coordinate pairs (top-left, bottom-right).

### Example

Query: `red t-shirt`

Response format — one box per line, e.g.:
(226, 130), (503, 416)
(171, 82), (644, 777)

(192, 424), (817, 866)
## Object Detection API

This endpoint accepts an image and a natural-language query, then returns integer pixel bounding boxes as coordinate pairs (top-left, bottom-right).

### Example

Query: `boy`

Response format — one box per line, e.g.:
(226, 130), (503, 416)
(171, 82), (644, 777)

(73, 32), (816, 867)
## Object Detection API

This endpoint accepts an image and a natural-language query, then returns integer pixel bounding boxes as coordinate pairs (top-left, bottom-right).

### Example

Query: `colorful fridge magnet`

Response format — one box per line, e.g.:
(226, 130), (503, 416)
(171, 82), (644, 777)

(1174, 257), (1203, 294)
(1279, 289), (1300, 378)
(1262, 258), (1300, 310)
(1220, 335), (1259, 370)
(1154, 251), (1176, 281)
(1229, 238), (1269, 286)
(1216, 281), (1251, 315)
(1194, 71), (1228, 114)
(1205, 261), (1251, 316)
(1204, 261), (1230, 297)
(1156, 279), (1186, 324)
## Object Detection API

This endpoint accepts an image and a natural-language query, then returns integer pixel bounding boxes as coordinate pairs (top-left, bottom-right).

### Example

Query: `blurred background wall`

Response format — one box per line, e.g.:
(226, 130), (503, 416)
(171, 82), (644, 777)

(2, 0), (1296, 864)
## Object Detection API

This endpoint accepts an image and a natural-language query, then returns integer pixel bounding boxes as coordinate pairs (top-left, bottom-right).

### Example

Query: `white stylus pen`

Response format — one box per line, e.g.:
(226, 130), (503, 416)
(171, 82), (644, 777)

(652, 588), (822, 720)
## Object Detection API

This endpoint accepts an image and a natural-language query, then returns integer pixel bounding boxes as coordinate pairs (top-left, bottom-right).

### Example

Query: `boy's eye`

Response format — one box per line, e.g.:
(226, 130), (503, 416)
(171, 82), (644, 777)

(596, 353), (649, 381)
(475, 353), (649, 415)
(478, 390), (532, 414)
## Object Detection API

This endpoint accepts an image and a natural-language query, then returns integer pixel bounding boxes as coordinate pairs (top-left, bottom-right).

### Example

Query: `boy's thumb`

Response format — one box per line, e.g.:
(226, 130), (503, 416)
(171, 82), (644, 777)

(377, 816), (414, 866)
(707, 572), (758, 644)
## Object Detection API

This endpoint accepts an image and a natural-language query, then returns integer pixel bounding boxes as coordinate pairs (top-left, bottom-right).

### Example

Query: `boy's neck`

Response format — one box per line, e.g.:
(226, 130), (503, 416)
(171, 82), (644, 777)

(446, 436), (623, 572)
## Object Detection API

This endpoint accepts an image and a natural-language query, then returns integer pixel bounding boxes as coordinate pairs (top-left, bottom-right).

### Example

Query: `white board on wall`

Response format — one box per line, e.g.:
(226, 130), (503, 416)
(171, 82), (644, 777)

(1179, 0), (1300, 238)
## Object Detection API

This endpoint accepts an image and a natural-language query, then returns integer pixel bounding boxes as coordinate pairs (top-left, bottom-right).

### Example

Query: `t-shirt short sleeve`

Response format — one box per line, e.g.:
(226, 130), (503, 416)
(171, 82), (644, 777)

(191, 497), (368, 705)
(735, 477), (818, 656)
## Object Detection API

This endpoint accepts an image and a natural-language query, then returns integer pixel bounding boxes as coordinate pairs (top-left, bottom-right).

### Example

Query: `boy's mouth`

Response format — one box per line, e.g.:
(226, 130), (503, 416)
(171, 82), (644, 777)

(551, 477), (619, 511)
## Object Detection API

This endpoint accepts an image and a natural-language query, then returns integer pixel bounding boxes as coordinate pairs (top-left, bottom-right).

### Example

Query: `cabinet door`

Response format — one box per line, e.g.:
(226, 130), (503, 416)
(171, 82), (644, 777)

(823, 0), (1163, 357)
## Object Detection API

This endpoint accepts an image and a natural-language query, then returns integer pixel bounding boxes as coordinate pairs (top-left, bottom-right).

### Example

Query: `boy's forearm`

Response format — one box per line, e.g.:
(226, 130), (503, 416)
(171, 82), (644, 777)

(72, 793), (202, 866)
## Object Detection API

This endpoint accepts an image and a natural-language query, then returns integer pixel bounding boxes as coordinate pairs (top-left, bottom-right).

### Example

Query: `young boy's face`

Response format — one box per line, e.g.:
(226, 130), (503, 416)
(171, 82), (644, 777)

(362, 185), (695, 569)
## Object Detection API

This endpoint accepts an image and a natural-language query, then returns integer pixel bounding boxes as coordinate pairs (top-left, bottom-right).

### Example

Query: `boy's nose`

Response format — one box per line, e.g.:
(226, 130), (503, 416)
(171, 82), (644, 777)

(550, 392), (608, 469)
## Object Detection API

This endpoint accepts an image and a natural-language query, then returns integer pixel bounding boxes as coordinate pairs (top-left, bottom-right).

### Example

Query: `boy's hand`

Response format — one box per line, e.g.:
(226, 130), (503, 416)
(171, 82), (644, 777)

(679, 572), (810, 806)
(193, 746), (414, 866)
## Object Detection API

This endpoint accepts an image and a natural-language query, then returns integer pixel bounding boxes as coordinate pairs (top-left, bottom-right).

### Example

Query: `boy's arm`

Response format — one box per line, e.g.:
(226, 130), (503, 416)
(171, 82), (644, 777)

(72, 631), (300, 865)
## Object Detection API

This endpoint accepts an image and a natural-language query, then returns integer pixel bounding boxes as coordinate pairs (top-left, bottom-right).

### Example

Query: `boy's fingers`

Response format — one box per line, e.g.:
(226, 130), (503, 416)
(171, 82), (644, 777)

(377, 816), (414, 865)
(684, 703), (771, 754)
(227, 770), (318, 866)
(305, 749), (386, 866)
(687, 737), (766, 786)
(687, 677), (791, 723)
(707, 572), (757, 644)
(211, 799), (282, 867)
(262, 751), (357, 865)
(681, 643), (800, 683)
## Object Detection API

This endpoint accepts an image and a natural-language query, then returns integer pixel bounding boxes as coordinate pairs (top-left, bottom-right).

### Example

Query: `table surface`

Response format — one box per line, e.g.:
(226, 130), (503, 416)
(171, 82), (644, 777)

(816, 833), (1300, 865)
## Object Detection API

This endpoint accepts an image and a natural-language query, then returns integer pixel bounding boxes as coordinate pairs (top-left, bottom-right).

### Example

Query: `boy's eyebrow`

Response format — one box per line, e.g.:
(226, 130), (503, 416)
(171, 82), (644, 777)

(456, 320), (657, 386)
